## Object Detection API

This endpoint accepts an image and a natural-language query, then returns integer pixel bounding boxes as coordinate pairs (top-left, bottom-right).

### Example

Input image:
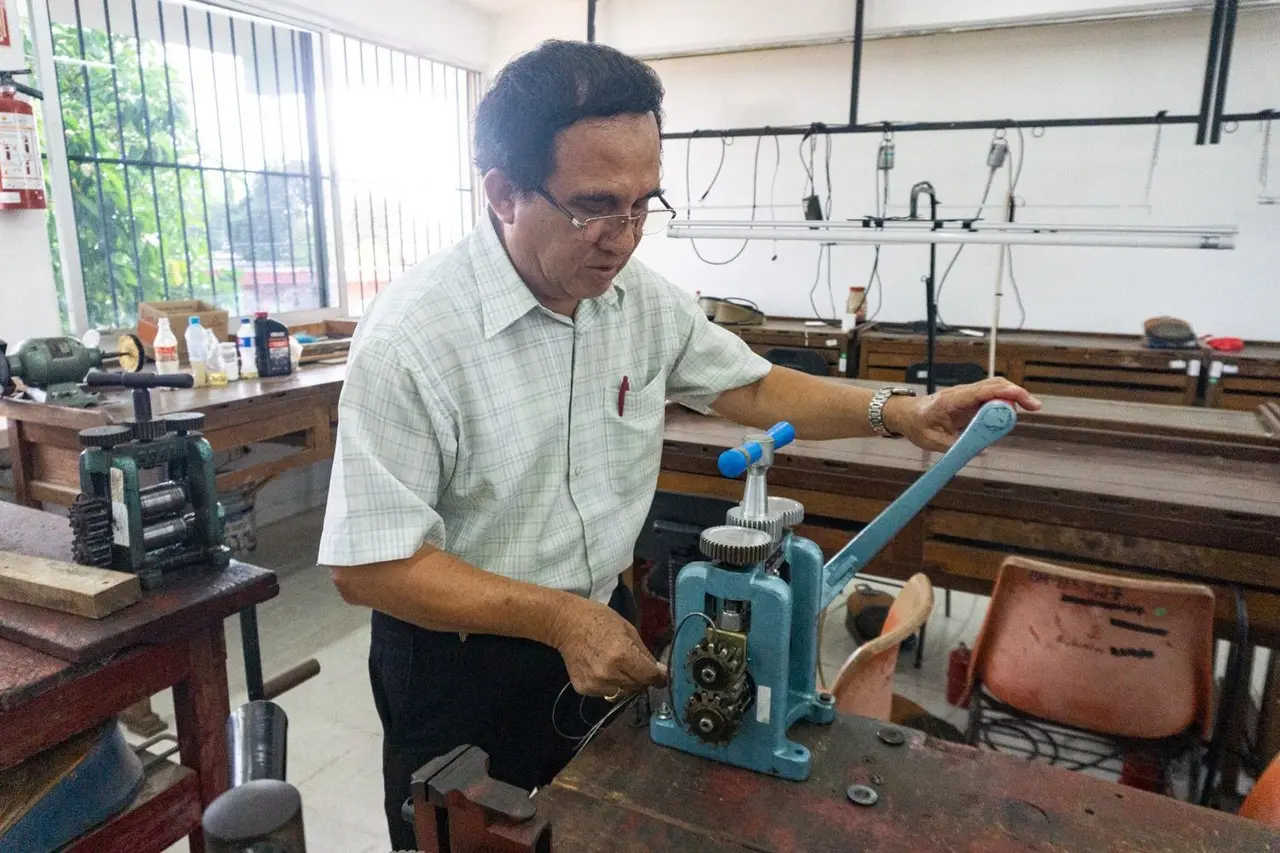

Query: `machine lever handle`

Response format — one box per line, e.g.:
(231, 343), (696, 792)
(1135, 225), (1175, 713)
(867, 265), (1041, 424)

(820, 400), (1016, 609)
(85, 370), (194, 390)
(718, 421), (796, 478)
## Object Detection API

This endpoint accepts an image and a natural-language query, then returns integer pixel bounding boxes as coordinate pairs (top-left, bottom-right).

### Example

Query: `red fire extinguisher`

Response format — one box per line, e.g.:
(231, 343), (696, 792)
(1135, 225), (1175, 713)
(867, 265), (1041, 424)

(0, 69), (47, 211)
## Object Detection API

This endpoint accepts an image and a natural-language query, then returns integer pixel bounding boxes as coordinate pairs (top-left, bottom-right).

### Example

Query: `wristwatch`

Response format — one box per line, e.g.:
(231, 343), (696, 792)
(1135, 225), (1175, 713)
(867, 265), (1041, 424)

(868, 386), (917, 438)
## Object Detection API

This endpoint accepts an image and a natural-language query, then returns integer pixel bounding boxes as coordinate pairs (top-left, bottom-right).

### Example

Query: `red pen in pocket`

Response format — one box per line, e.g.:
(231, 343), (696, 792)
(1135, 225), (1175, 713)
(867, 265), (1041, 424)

(618, 376), (630, 416)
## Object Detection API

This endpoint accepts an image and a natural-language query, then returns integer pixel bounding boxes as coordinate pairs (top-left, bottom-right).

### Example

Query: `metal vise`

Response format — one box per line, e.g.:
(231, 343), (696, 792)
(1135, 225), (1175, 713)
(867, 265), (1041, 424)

(406, 745), (551, 853)
(650, 401), (1017, 780)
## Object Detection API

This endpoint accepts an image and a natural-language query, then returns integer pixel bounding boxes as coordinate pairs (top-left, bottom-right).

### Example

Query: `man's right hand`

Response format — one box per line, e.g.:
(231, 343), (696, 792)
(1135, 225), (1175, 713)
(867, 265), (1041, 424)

(551, 597), (668, 698)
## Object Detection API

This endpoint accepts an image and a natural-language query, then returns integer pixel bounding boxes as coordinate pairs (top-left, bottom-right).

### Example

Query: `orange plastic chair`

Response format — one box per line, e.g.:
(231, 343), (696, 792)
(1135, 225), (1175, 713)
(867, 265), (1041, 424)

(1240, 753), (1280, 827)
(959, 556), (1215, 741)
(832, 574), (934, 721)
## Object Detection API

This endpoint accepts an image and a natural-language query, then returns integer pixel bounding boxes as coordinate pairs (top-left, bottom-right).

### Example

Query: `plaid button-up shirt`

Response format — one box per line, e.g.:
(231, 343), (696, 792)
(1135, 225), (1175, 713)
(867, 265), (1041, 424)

(318, 213), (771, 601)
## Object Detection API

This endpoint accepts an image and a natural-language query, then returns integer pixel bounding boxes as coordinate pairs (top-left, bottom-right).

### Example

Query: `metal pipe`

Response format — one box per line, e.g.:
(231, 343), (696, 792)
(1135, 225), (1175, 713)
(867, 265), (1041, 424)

(849, 0), (865, 126)
(674, 219), (1238, 236)
(1210, 0), (1239, 143)
(1197, 0), (1228, 144)
(226, 700), (288, 786)
(662, 114), (1203, 140)
(587, 0), (597, 43)
(666, 223), (1236, 249)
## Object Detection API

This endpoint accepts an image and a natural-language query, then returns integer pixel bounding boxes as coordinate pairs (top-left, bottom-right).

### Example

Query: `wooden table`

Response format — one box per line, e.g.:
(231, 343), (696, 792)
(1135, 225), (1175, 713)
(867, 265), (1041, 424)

(0, 503), (278, 853)
(719, 317), (860, 377)
(1205, 341), (1280, 412)
(538, 712), (1279, 851)
(658, 382), (1280, 644)
(857, 324), (1208, 406)
(0, 364), (344, 507)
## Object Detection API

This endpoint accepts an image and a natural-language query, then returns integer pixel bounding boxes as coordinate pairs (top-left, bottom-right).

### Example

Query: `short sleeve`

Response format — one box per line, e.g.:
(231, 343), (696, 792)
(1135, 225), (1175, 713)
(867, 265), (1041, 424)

(317, 334), (457, 567)
(663, 284), (772, 413)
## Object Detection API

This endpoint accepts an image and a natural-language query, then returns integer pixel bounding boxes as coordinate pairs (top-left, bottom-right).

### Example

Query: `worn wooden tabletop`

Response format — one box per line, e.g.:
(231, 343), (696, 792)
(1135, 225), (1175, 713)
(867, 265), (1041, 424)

(542, 713), (1280, 852)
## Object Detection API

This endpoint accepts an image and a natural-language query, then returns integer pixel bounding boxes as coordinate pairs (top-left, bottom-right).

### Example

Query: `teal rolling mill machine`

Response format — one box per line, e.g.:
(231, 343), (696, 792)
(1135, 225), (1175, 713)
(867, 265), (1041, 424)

(650, 400), (1017, 780)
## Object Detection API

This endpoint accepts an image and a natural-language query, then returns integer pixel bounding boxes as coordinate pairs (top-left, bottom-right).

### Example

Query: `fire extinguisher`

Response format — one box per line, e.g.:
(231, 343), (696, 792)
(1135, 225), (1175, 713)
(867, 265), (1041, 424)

(0, 69), (47, 211)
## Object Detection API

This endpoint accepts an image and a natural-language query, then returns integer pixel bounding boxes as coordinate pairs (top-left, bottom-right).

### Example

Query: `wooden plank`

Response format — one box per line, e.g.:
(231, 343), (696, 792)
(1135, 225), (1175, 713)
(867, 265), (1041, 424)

(1022, 380), (1186, 405)
(0, 551), (141, 619)
(31, 443), (83, 491)
(66, 760), (201, 853)
(7, 418), (37, 508)
(202, 403), (323, 451)
(1220, 376), (1280, 393)
(1022, 363), (1187, 387)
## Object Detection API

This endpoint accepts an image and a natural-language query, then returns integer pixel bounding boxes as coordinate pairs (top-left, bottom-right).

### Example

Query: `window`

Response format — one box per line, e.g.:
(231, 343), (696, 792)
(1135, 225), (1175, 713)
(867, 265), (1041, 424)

(328, 35), (480, 315)
(39, 0), (480, 329)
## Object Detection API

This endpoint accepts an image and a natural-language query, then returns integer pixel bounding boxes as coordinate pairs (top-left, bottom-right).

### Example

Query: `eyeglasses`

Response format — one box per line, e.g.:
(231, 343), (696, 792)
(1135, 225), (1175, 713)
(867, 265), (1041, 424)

(535, 188), (678, 238)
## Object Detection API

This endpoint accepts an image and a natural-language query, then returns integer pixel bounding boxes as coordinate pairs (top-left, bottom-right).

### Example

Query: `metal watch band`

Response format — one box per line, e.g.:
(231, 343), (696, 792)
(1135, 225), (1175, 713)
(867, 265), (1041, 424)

(868, 386), (916, 438)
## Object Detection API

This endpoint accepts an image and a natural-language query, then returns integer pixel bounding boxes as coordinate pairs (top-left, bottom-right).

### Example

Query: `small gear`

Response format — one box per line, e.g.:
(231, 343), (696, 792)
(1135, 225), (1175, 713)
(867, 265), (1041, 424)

(686, 638), (745, 691)
(768, 497), (805, 530)
(164, 412), (206, 434)
(725, 505), (784, 542)
(685, 689), (747, 746)
(69, 495), (113, 568)
(698, 526), (774, 567)
(78, 425), (133, 450)
(128, 419), (168, 442)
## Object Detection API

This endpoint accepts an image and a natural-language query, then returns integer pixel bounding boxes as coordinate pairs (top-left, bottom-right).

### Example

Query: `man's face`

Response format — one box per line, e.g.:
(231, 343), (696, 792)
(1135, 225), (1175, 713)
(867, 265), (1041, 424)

(489, 113), (662, 310)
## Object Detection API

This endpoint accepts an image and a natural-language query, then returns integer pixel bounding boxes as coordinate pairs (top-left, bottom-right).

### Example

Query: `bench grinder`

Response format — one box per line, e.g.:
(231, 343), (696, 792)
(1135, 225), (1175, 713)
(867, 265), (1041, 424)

(650, 401), (1016, 780)
(0, 334), (145, 407)
(69, 371), (231, 588)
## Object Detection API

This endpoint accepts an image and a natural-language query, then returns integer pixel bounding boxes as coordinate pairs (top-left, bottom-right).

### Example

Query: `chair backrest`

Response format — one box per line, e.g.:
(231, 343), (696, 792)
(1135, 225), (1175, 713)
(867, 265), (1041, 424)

(905, 361), (987, 387)
(1240, 752), (1280, 827)
(832, 574), (934, 721)
(961, 556), (1215, 740)
(764, 347), (830, 377)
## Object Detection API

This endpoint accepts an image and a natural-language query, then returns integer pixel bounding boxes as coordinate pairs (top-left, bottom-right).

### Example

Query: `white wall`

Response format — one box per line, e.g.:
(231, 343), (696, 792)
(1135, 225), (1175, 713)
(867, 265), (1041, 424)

(490, 3), (1280, 340)
(0, 0), (62, 344)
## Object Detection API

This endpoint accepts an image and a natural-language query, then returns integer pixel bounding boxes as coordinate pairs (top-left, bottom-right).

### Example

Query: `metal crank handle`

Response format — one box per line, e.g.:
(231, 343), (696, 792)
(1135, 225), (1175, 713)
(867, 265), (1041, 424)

(718, 422), (796, 478)
(821, 400), (1017, 608)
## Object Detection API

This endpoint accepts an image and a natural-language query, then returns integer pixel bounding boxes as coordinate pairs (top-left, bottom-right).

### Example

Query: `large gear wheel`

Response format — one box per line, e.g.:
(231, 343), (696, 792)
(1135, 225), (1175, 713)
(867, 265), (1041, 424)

(685, 689), (748, 746)
(687, 637), (746, 691)
(69, 494), (113, 568)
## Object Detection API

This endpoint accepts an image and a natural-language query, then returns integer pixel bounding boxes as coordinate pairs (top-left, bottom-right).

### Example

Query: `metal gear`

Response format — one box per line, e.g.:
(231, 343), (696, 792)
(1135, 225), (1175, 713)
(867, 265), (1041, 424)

(684, 689), (748, 746)
(69, 494), (113, 568)
(767, 497), (805, 530)
(698, 526), (773, 567)
(724, 505), (784, 542)
(686, 636), (746, 691)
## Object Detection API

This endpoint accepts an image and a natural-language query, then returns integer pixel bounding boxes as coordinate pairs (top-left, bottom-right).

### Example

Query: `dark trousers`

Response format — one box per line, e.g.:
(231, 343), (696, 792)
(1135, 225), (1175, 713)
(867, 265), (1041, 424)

(369, 584), (634, 850)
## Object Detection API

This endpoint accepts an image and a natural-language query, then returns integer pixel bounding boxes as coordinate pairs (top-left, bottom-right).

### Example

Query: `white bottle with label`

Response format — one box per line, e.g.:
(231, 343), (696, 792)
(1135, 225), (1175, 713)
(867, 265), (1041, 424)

(237, 317), (259, 380)
(185, 316), (208, 386)
(154, 317), (180, 375)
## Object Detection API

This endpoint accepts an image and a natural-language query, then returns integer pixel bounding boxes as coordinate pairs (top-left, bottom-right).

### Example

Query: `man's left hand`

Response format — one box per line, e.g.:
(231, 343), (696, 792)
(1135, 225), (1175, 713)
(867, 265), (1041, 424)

(884, 377), (1042, 452)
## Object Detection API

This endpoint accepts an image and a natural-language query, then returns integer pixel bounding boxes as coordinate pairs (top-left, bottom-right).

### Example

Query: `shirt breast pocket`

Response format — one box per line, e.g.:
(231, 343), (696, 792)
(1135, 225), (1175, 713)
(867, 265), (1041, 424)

(602, 369), (667, 497)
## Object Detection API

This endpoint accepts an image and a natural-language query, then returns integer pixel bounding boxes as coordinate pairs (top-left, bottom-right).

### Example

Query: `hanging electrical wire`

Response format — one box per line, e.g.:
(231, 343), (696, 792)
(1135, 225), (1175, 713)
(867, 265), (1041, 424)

(823, 133), (837, 319)
(768, 135), (781, 258)
(1006, 125), (1028, 329)
(934, 129), (1006, 307)
(685, 136), (765, 266)
(864, 131), (892, 320)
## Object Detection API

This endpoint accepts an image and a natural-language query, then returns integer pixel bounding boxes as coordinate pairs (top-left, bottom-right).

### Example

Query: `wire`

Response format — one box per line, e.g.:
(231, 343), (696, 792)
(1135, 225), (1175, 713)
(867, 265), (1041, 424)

(809, 245), (827, 320)
(684, 137), (763, 266)
(1005, 127), (1027, 328)
(768, 136), (781, 259)
(824, 134), (837, 319)
(699, 137), (730, 202)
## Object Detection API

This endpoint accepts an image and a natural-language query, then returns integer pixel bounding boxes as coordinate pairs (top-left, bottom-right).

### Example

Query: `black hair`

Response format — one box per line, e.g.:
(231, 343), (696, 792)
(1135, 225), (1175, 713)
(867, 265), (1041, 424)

(474, 40), (665, 191)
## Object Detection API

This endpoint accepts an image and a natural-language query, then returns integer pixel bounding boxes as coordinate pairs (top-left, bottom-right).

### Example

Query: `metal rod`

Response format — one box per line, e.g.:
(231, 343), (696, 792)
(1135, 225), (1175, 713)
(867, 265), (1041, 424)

(63, 153), (355, 181)
(342, 37), (365, 307)
(320, 32), (347, 314)
(409, 56), (422, 264)
(587, 0), (597, 43)
(228, 18), (261, 309)
(455, 66), (468, 243)
(396, 50), (408, 273)
(204, 9), (241, 316)
(360, 42), (379, 298)
(849, 0), (865, 126)
(663, 114), (1203, 140)
(296, 31), (323, 307)
(1210, 0), (1239, 144)
(129, 0), (169, 301)
(250, 22), (281, 310)
(101, 0), (147, 306)
(680, 219), (1237, 236)
(1197, 0), (1228, 144)
(73, 0), (121, 326)
(239, 607), (266, 702)
(377, 47), (393, 281)
(270, 27), (299, 307)
(172, 4), (218, 308)
(667, 223), (1236, 249)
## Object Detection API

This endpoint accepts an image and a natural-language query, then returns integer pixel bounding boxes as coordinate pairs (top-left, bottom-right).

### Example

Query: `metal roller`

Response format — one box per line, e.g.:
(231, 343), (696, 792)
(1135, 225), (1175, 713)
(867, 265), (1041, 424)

(142, 514), (194, 551)
(138, 482), (187, 521)
(227, 700), (289, 787)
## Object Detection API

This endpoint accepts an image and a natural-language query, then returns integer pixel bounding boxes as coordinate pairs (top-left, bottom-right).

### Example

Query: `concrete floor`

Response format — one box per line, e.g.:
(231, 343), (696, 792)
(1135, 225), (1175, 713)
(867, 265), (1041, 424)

(129, 505), (1258, 850)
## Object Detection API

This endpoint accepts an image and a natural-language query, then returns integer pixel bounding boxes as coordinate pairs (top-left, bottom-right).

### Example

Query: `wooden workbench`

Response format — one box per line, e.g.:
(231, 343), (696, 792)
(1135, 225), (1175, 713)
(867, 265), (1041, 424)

(0, 364), (344, 507)
(658, 383), (1280, 643)
(0, 502), (278, 853)
(538, 712), (1279, 851)
(719, 317), (860, 376)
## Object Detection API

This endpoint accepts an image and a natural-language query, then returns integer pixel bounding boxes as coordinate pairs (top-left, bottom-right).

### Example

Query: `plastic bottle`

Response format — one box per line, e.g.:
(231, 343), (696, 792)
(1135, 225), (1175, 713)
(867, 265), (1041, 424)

(220, 341), (241, 381)
(154, 317), (180, 375)
(237, 318), (259, 380)
(841, 287), (867, 332)
(254, 311), (293, 378)
(204, 328), (226, 386)
(185, 316), (208, 386)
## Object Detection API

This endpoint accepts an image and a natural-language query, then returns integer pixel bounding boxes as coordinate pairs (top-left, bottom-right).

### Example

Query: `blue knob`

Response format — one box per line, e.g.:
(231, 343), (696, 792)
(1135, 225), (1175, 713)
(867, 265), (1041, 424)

(717, 421), (796, 479)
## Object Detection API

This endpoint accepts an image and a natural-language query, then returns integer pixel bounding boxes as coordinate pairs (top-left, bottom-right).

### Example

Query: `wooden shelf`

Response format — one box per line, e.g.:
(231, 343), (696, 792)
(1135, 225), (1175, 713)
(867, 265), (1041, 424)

(66, 760), (201, 853)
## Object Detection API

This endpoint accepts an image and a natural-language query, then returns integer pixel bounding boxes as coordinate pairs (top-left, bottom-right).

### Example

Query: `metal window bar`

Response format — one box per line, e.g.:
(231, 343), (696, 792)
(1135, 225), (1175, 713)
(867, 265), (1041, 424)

(328, 33), (480, 314)
(46, 0), (329, 328)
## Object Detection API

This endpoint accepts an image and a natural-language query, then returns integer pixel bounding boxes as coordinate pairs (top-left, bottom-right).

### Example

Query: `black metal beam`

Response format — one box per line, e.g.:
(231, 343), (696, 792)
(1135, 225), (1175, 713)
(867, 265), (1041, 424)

(1210, 0), (1239, 144)
(587, 0), (597, 43)
(1196, 0), (1228, 145)
(849, 0), (865, 126)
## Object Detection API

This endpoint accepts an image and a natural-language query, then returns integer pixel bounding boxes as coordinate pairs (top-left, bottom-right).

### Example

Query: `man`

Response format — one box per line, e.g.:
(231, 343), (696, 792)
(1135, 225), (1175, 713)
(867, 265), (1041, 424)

(319, 40), (1040, 848)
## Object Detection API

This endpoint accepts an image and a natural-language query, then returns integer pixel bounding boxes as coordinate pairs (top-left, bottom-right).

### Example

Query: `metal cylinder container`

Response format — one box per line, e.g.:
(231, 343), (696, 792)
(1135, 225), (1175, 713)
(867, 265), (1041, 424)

(227, 700), (289, 787)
